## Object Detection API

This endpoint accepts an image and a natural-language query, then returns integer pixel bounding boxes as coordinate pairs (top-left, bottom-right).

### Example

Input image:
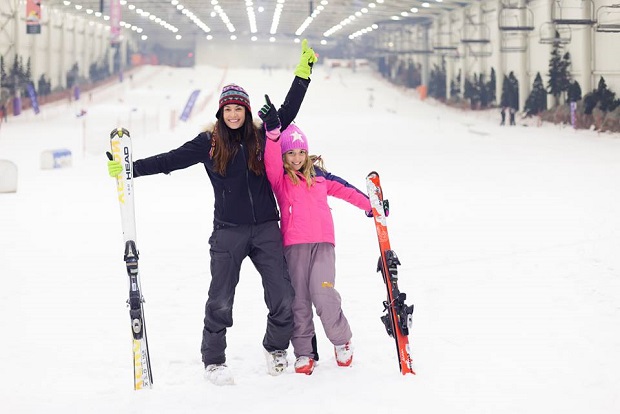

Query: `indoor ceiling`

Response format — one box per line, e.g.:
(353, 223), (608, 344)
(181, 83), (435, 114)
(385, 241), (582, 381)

(44, 0), (473, 46)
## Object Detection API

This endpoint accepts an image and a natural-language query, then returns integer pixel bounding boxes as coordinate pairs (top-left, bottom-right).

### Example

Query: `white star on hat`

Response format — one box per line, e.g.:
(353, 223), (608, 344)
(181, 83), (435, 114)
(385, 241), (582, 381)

(291, 131), (304, 143)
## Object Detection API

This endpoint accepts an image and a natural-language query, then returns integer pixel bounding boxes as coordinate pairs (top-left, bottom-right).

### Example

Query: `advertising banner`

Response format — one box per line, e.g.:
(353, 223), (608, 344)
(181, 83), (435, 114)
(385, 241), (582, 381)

(110, 0), (121, 45)
(180, 90), (201, 121)
(26, 0), (42, 34)
(27, 83), (40, 114)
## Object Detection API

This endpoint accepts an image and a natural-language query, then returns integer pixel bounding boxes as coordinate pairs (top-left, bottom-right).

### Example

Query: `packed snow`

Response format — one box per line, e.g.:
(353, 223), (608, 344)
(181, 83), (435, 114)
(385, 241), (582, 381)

(1, 63), (619, 413)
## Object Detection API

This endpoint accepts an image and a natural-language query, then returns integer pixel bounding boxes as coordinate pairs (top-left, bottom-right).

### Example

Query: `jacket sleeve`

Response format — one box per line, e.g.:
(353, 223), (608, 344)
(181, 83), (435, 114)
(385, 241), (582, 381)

(322, 170), (371, 211)
(133, 132), (211, 177)
(264, 138), (285, 192)
(277, 76), (311, 131)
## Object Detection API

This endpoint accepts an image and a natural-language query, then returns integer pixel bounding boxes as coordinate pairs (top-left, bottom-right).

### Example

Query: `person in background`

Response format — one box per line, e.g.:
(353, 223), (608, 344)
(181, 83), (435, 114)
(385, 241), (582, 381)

(107, 40), (318, 386)
(257, 104), (371, 375)
(0, 102), (7, 123)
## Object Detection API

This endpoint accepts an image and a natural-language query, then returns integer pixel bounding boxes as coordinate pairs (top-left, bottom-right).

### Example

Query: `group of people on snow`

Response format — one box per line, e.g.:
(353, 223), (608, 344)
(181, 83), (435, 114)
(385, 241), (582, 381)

(106, 39), (373, 385)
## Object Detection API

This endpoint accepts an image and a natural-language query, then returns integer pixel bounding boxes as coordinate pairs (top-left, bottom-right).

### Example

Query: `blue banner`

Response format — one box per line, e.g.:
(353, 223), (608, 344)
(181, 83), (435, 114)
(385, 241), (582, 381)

(27, 83), (40, 114)
(12, 96), (21, 116)
(180, 89), (200, 122)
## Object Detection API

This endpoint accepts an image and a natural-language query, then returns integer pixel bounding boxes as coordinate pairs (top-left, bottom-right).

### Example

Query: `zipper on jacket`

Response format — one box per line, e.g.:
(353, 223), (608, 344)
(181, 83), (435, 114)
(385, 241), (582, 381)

(240, 142), (257, 223)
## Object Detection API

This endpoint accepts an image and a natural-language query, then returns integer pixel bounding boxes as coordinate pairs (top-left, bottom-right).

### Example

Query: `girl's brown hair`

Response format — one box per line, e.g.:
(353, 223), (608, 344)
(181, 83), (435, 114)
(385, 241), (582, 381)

(211, 111), (264, 176)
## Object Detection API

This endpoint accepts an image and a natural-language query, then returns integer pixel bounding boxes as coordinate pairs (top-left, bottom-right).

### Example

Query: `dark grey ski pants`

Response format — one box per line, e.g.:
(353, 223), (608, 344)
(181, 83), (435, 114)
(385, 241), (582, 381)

(201, 220), (295, 366)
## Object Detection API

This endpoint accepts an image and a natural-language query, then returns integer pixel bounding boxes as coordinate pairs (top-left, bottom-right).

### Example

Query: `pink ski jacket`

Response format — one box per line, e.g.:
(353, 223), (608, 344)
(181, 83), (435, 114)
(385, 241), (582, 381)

(265, 138), (371, 247)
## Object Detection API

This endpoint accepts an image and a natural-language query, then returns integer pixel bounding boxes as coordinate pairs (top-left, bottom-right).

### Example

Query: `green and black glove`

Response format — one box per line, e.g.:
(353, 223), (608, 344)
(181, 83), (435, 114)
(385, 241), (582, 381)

(294, 39), (318, 80)
(258, 95), (281, 141)
(258, 94), (281, 131)
(106, 151), (123, 177)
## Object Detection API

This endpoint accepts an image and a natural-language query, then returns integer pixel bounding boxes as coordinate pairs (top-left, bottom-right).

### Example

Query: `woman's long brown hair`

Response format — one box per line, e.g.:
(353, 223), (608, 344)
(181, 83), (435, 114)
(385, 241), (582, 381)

(211, 111), (264, 176)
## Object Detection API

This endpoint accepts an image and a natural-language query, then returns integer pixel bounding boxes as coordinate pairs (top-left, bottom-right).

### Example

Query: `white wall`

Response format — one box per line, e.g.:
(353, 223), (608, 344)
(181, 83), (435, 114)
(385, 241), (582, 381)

(195, 39), (299, 69)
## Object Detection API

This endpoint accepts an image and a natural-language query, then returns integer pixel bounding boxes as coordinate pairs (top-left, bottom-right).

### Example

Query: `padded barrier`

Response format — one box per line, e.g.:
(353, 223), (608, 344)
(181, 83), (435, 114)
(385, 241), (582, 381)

(0, 159), (18, 193)
(41, 148), (72, 169)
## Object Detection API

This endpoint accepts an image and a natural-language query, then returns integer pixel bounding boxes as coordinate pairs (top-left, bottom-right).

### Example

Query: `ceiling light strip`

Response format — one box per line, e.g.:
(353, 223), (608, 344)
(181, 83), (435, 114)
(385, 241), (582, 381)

(246, 0), (258, 33)
(211, 0), (236, 33)
(295, 0), (329, 36)
(324, 0), (384, 37)
(172, 0), (212, 34)
(270, 0), (285, 35)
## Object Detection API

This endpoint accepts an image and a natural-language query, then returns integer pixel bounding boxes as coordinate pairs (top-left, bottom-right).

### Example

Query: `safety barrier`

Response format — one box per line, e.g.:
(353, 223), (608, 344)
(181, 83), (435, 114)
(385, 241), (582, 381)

(0, 160), (18, 193)
(41, 148), (72, 169)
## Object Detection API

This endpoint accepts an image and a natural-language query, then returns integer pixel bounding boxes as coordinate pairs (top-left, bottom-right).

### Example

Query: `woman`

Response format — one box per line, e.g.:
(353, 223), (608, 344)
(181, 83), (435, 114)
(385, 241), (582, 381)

(107, 40), (318, 385)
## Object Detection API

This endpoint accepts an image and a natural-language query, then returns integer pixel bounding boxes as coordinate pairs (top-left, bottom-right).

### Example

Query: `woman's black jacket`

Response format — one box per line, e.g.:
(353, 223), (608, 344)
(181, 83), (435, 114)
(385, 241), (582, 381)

(132, 76), (310, 226)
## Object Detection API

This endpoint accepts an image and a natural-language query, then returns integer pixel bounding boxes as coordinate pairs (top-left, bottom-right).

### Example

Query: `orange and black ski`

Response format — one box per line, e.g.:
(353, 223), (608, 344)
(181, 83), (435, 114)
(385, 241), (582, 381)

(366, 171), (415, 375)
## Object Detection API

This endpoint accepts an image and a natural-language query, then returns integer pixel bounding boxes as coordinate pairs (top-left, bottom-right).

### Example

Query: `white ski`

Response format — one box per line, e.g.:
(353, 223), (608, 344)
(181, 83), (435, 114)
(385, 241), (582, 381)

(109, 127), (153, 390)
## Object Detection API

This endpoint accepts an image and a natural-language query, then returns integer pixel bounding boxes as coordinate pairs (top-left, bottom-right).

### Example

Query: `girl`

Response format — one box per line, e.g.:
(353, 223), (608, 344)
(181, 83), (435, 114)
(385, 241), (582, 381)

(263, 122), (371, 375)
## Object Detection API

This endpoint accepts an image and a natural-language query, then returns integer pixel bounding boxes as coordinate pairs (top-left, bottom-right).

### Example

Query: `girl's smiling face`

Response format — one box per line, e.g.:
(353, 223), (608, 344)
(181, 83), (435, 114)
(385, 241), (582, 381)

(284, 149), (307, 171)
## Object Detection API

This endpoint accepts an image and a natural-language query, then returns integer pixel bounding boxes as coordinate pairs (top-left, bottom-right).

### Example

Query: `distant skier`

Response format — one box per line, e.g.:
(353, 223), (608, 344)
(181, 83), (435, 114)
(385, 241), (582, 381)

(0, 102), (7, 123)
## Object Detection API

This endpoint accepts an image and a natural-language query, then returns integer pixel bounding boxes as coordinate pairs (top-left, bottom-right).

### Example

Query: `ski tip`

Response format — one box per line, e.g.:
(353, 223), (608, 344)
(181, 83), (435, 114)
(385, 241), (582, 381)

(110, 127), (131, 138)
(367, 171), (379, 178)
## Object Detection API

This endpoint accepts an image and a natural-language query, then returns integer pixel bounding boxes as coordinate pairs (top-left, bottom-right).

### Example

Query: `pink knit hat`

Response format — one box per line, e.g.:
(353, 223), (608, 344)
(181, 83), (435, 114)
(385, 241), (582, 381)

(280, 124), (309, 154)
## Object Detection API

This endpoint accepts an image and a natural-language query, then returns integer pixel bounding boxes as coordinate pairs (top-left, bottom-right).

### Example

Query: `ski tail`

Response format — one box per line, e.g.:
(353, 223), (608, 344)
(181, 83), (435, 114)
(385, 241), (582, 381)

(110, 127), (154, 389)
(125, 239), (153, 390)
(366, 171), (415, 375)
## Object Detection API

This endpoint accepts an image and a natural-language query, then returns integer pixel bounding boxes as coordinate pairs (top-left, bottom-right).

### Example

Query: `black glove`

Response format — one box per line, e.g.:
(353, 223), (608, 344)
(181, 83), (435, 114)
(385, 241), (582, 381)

(257, 94), (281, 132)
(366, 199), (389, 217)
